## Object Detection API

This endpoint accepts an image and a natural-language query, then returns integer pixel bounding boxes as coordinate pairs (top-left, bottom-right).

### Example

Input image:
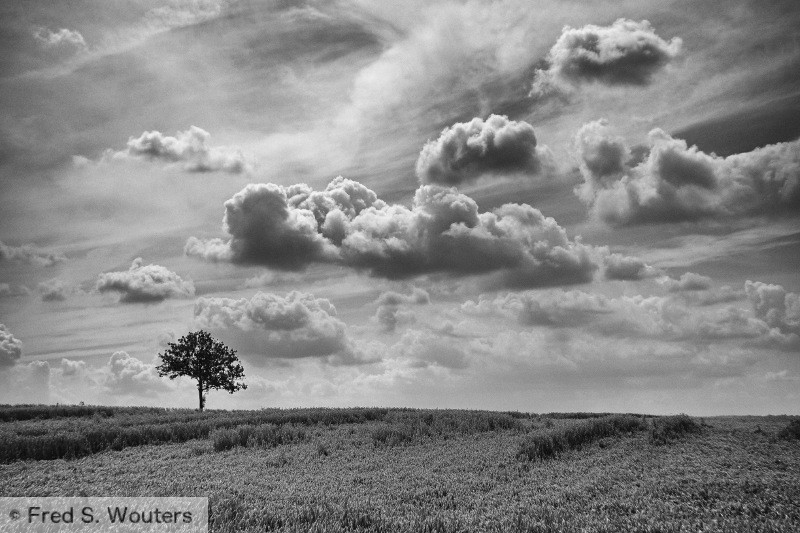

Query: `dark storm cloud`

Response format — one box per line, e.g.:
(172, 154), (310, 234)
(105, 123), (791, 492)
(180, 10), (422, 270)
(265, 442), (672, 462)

(187, 177), (604, 288)
(195, 291), (368, 362)
(108, 126), (248, 173)
(96, 258), (195, 303)
(0, 324), (23, 368)
(0, 240), (66, 267)
(415, 115), (553, 185)
(532, 19), (681, 96)
(574, 121), (800, 225)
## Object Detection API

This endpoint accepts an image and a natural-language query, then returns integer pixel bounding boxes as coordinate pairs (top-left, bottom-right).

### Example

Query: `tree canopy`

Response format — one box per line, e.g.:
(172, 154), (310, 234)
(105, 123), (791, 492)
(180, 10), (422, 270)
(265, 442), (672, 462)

(156, 330), (246, 411)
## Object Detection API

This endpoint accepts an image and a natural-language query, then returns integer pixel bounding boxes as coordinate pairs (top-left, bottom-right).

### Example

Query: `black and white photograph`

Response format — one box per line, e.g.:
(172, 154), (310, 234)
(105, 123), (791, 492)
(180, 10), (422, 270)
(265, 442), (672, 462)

(1, 0), (799, 530)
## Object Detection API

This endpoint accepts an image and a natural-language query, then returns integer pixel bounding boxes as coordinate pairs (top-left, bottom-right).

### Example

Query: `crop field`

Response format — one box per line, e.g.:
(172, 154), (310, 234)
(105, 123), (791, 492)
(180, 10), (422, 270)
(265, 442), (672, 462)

(1, 406), (799, 532)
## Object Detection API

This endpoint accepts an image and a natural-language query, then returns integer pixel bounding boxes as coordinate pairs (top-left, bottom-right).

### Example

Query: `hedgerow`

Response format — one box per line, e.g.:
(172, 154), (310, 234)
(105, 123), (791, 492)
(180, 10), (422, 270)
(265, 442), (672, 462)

(517, 414), (649, 462)
(649, 414), (702, 444)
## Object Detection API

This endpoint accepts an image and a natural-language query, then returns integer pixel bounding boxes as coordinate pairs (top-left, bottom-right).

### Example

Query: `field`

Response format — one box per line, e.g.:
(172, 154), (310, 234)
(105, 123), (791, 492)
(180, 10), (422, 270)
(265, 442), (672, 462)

(1, 406), (799, 532)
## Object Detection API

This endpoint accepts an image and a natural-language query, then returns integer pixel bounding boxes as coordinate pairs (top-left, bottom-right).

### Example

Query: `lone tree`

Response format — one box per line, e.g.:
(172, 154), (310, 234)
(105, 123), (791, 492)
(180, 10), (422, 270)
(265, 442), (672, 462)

(157, 330), (246, 411)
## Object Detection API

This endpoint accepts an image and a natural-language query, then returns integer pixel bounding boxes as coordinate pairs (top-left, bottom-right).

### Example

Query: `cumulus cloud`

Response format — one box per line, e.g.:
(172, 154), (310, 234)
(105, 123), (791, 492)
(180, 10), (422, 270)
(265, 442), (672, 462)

(96, 258), (195, 303)
(745, 280), (800, 336)
(0, 283), (30, 299)
(106, 126), (249, 173)
(187, 177), (603, 288)
(660, 272), (713, 292)
(532, 19), (681, 96)
(463, 289), (613, 328)
(374, 287), (430, 332)
(0, 324), (23, 368)
(574, 120), (800, 225)
(60, 358), (87, 377)
(376, 288), (431, 307)
(195, 291), (367, 363)
(102, 352), (172, 396)
(464, 284), (799, 351)
(37, 278), (74, 302)
(391, 329), (469, 370)
(33, 27), (87, 50)
(0, 240), (66, 267)
(415, 115), (553, 185)
(602, 252), (660, 280)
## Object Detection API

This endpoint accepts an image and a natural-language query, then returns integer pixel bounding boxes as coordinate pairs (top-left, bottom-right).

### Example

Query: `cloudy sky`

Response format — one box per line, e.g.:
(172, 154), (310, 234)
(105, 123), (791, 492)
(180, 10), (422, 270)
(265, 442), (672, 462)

(1, 0), (798, 414)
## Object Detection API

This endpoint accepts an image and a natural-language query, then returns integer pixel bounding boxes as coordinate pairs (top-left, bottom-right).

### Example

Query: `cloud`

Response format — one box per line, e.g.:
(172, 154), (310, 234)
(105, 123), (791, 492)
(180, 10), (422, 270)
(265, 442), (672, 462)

(105, 126), (249, 173)
(96, 258), (195, 303)
(463, 284), (799, 351)
(33, 27), (87, 51)
(37, 278), (73, 302)
(574, 120), (800, 225)
(375, 288), (430, 306)
(0, 240), (66, 267)
(102, 352), (172, 396)
(745, 280), (800, 335)
(415, 115), (553, 185)
(391, 329), (469, 370)
(60, 358), (87, 377)
(195, 291), (367, 362)
(602, 252), (660, 280)
(660, 272), (713, 292)
(187, 178), (602, 288)
(0, 324), (23, 368)
(0, 361), (50, 404)
(0, 283), (30, 299)
(375, 305), (417, 333)
(532, 19), (681, 96)
(463, 289), (613, 328)
(374, 287), (430, 332)
(143, 0), (224, 31)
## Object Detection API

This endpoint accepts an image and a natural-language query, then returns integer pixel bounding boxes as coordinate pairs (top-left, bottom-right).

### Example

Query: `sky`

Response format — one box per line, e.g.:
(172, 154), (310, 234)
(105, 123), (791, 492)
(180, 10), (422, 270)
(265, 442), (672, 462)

(0, 0), (798, 415)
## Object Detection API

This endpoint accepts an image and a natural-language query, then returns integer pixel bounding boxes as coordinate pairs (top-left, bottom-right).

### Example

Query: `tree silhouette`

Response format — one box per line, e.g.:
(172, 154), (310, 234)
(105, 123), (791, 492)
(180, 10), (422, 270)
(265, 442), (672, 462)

(156, 330), (246, 411)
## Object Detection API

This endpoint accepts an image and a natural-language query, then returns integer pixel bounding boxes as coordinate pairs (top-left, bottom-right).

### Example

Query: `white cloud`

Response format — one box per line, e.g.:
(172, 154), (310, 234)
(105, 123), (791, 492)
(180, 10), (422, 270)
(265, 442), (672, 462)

(463, 283), (799, 351)
(0, 283), (30, 299)
(660, 272), (713, 292)
(37, 278), (74, 302)
(33, 27), (87, 51)
(745, 280), (800, 335)
(532, 19), (681, 96)
(96, 258), (195, 303)
(187, 178), (604, 288)
(0, 240), (66, 267)
(101, 351), (172, 396)
(574, 120), (800, 225)
(105, 126), (249, 173)
(195, 291), (369, 363)
(373, 287), (429, 333)
(416, 115), (554, 185)
(0, 324), (23, 368)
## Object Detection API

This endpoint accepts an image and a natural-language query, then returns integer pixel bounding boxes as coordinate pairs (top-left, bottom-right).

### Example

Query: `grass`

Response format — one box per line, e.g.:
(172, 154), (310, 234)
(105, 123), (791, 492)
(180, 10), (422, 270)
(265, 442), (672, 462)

(516, 414), (649, 462)
(1, 407), (798, 531)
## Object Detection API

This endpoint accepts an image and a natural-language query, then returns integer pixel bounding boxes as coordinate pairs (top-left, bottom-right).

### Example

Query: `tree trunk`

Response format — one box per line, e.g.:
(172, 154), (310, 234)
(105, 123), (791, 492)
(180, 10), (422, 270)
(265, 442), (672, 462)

(198, 380), (204, 412)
